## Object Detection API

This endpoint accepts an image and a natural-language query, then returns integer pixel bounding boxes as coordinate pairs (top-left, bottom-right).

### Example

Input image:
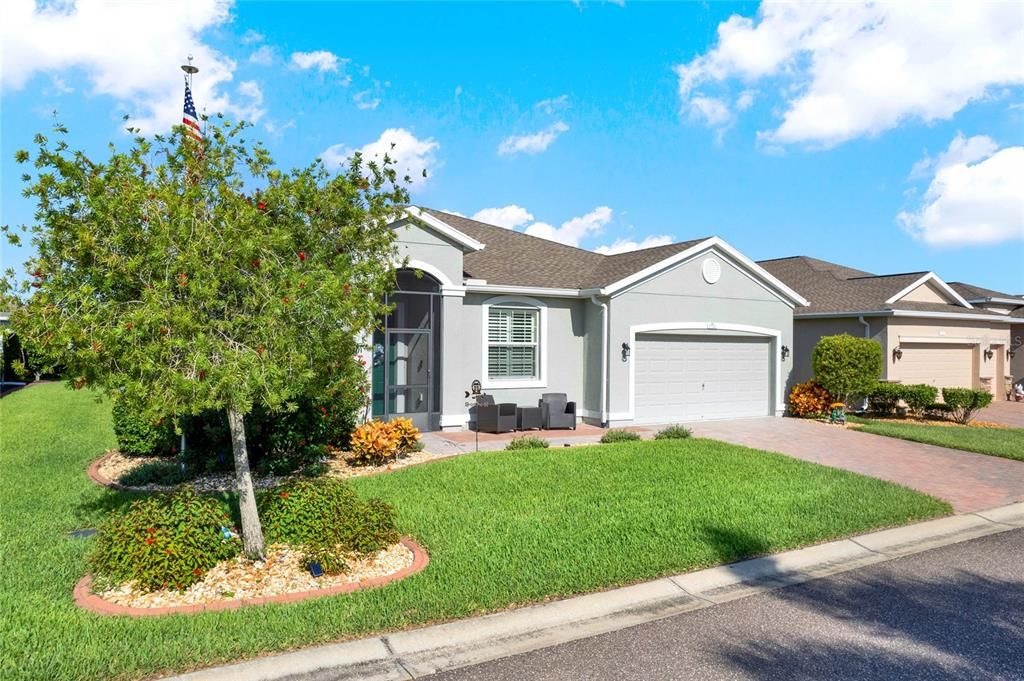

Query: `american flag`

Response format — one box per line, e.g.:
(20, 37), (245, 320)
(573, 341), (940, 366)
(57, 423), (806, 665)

(182, 82), (202, 141)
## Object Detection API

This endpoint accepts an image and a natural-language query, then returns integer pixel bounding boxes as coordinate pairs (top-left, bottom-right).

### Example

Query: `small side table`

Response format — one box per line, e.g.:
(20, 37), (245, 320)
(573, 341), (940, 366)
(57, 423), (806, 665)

(516, 406), (542, 431)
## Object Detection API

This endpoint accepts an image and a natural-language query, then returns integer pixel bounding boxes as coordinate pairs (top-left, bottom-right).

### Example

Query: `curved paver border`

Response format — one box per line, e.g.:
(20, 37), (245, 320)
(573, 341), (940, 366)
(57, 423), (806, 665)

(74, 537), (429, 617)
(87, 450), (132, 491)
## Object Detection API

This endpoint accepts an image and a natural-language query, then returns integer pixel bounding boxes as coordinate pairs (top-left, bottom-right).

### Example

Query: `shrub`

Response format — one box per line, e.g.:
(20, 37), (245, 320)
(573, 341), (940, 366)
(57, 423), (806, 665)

(868, 382), (903, 415)
(349, 420), (401, 466)
(259, 478), (399, 574)
(654, 425), (692, 440)
(118, 461), (191, 487)
(600, 429), (641, 444)
(941, 388), (993, 425)
(788, 381), (832, 417)
(88, 488), (239, 592)
(389, 417), (421, 454)
(506, 435), (550, 450)
(924, 402), (953, 419)
(812, 334), (883, 403)
(111, 398), (175, 456)
(902, 384), (939, 416)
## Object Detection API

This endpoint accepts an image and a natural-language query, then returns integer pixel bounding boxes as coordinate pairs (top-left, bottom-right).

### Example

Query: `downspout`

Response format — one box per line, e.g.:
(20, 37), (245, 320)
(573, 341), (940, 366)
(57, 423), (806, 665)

(858, 315), (872, 411)
(590, 295), (609, 427)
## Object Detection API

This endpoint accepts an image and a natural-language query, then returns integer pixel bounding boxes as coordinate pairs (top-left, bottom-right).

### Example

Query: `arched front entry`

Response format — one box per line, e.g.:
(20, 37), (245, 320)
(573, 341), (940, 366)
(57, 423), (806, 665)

(371, 269), (442, 431)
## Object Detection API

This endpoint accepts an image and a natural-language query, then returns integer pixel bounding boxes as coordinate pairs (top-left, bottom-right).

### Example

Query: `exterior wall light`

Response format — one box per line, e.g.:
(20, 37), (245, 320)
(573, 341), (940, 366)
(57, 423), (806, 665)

(621, 342), (631, 361)
(893, 347), (903, 361)
(984, 347), (994, 361)
(780, 345), (790, 361)
(1010, 349), (1016, 360)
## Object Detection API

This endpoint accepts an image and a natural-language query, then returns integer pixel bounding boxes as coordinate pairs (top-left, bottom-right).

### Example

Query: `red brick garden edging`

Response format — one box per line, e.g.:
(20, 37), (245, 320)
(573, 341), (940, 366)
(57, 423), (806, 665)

(73, 537), (429, 617)
(86, 450), (130, 491)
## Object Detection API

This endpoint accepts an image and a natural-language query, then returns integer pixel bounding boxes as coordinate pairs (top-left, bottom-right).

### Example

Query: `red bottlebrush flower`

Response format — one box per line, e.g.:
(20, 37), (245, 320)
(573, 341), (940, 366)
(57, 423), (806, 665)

(166, 549), (173, 556)
(197, 370), (206, 381)
(280, 491), (290, 499)
(343, 283), (351, 294)
(31, 269), (42, 277)
(298, 281), (306, 289)
(73, 377), (87, 390)
(257, 201), (267, 211)
(146, 527), (156, 534)
(252, 259), (261, 269)
(160, 326), (170, 335)
(177, 272), (188, 287)
(193, 568), (203, 576)
(297, 251), (306, 261)
(320, 406), (328, 414)
(145, 537), (156, 545)
(359, 386), (366, 394)
(30, 281), (42, 288)
(257, 344), (265, 356)
(124, 322), (134, 330)
(282, 296), (291, 305)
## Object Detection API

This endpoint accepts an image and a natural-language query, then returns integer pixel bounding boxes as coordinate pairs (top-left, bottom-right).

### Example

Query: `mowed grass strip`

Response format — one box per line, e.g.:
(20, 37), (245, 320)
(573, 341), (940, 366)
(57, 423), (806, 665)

(0, 383), (950, 681)
(850, 417), (1024, 462)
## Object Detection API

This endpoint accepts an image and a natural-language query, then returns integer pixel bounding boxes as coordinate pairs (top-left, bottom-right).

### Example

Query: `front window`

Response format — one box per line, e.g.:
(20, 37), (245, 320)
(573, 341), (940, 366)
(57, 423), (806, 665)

(487, 307), (539, 379)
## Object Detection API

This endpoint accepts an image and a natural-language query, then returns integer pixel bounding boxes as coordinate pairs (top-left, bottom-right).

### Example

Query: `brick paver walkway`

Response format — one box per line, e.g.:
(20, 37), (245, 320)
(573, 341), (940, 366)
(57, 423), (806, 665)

(978, 400), (1024, 428)
(688, 417), (1024, 513)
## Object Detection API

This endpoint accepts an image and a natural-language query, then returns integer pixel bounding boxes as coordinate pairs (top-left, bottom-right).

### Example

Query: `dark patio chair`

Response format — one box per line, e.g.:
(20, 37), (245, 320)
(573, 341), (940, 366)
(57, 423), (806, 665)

(474, 394), (517, 433)
(539, 393), (576, 430)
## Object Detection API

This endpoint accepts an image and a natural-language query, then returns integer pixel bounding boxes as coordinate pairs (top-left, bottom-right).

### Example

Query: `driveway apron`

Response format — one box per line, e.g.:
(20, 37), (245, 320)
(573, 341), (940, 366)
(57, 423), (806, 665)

(688, 417), (1024, 513)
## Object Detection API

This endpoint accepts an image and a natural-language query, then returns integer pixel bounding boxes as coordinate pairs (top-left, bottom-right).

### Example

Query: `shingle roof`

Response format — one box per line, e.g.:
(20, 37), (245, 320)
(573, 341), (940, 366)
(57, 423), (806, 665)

(419, 208), (707, 289)
(757, 256), (996, 317)
(949, 281), (1022, 302)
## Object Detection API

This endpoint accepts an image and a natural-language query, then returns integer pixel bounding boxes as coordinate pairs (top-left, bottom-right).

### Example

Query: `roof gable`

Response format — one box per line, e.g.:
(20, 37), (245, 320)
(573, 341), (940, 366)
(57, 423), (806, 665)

(882, 272), (972, 308)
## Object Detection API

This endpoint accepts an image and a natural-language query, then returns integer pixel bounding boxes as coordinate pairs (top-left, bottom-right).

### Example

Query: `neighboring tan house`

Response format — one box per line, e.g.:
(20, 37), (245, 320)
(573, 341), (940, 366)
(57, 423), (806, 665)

(949, 282), (1024, 389)
(367, 207), (808, 431)
(758, 256), (1016, 399)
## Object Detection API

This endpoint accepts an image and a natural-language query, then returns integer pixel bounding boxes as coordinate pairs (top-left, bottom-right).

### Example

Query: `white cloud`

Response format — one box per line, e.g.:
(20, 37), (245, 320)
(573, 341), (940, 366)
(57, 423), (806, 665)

(353, 89), (381, 110)
(320, 128), (439, 189)
(472, 205), (534, 229)
(676, 2), (1024, 147)
(687, 95), (733, 127)
(535, 94), (570, 114)
(735, 89), (756, 111)
(290, 50), (343, 73)
(595, 235), (674, 254)
(525, 206), (613, 247)
(898, 136), (1024, 247)
(909, 132), (999, 179)
(498, 121), (569, 156)
(0, 0), (262, 133)
(240, 29), (264, 44)
(248, 45), (276, 66)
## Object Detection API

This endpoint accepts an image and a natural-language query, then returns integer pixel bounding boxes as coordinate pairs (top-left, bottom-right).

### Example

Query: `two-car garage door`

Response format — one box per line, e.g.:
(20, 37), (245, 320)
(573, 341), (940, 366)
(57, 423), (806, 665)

(634, 334), (772, 423)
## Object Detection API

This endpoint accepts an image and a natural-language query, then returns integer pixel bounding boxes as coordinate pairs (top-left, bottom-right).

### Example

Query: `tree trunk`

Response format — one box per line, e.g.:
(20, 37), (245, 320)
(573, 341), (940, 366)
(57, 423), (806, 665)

(227, 407), (266, 560)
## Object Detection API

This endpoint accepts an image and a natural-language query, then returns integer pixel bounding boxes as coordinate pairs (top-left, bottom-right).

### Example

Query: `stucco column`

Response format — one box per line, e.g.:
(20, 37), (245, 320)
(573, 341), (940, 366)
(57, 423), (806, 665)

(439, 293), (466, 430)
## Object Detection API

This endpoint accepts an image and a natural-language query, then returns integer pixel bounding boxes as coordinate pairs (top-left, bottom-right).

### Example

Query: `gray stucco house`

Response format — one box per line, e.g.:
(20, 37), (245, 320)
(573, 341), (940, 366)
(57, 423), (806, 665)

(365, 207), (808, 431)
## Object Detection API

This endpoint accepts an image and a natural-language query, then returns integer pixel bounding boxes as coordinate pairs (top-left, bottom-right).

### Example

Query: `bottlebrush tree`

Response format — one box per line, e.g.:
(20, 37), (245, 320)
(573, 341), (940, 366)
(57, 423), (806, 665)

(3, 118), (410, 558)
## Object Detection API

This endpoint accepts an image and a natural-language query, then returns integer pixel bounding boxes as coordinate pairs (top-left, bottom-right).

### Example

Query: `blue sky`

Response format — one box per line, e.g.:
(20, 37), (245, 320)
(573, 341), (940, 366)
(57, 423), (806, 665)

(3, 1), (1023, 292)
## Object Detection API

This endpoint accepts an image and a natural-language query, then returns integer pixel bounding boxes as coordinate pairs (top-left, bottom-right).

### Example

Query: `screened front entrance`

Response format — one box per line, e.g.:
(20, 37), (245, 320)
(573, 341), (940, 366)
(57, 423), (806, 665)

(371, 270), (442, 431)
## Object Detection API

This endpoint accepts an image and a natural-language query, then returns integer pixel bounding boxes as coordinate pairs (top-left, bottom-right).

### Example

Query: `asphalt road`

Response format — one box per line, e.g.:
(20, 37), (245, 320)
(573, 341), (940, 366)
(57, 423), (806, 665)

(422, 529), (1024, 681)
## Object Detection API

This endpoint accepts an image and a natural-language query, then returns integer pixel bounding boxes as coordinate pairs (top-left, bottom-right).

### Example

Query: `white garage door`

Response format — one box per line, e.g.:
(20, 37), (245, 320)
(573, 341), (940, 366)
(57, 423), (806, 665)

(634, 334), (772, 423)
(898, 343), (974, 388)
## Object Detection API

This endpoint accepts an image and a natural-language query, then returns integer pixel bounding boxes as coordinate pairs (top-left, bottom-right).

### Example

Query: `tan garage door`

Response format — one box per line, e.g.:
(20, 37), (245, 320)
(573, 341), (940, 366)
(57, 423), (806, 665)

(897, 343), (974, 388)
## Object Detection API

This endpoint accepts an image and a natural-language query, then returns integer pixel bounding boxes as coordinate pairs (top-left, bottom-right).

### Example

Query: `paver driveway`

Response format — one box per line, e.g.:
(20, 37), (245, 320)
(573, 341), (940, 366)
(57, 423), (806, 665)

(688, 417), (1024, 513)
(978, 400), (1024, 428)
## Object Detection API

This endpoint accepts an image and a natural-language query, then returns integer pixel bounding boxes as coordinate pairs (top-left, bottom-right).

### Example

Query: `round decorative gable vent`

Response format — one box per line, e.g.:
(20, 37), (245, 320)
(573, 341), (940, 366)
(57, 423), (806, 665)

(701, 257), (721, 284)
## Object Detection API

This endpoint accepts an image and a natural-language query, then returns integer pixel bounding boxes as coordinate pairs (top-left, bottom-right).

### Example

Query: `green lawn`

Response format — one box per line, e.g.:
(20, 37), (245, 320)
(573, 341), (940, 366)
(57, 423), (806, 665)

(1, 383), (950, 681)
(850, 417), (1024, 462)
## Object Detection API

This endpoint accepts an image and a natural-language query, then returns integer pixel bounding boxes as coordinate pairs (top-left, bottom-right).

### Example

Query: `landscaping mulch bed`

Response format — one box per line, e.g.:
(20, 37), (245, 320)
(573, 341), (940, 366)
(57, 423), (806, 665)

(90, 540), (415, 611)
(96, 448), (455, 492)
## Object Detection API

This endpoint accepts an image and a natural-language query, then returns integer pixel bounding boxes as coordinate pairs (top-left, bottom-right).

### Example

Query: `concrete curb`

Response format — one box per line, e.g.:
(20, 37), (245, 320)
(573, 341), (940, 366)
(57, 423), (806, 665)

(166, 502), (1024, 681)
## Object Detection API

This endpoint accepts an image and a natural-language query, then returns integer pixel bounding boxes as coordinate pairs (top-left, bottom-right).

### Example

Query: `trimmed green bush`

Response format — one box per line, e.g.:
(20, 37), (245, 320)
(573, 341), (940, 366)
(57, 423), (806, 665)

(868, 382), (903, 415)
(654, 425), (692, 440)
(924, 402), (953, 419)
(902, 384), (939, 416)
(110, 398), (175, 456)
(259, 478), (399, 574)
(118, 460), (191, 487)
(506, 435), (550, 450)
(89, 488), (240, 592)
(600, 429), (641, 444)
(812, 334), (883, 403)
(941, 388), (993, 424)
